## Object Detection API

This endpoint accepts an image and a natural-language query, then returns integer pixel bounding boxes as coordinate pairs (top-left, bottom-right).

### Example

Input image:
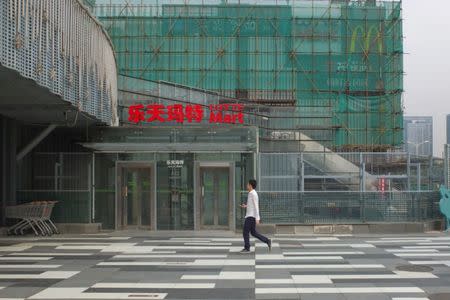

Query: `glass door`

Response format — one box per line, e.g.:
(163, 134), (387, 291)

(120, 167), (152, 228)
(200, 167), (230, 229)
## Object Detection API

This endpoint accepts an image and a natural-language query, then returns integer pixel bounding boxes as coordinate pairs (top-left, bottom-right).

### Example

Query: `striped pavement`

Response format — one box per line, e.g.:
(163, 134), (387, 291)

(0, 234), (447, 299)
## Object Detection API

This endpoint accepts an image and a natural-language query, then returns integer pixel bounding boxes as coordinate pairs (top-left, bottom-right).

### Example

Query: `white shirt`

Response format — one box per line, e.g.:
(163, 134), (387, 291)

(245, 189), (260, 220)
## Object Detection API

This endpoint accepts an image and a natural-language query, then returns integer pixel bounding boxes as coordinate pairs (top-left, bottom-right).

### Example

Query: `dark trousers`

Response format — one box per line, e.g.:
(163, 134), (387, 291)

(243, 217), (269, 250)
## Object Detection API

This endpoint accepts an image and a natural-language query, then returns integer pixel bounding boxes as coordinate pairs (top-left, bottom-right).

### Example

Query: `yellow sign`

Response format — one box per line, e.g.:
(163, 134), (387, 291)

(350, 25), (383, 54)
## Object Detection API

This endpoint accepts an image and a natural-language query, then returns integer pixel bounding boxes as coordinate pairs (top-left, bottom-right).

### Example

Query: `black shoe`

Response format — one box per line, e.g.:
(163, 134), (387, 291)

(240, 248), (250, 253)
(267, 239), (272, 251)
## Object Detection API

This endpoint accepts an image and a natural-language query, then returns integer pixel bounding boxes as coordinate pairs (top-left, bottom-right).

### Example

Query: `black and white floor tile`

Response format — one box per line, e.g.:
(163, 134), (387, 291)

(0, 234), (448, 299)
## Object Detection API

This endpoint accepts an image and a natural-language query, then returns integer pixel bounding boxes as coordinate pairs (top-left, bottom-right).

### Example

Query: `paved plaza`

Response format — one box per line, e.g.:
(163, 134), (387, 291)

(0, 232), (448, 299)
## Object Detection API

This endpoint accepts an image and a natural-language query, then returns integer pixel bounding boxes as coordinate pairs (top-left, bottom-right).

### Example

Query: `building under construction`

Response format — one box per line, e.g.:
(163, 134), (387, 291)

(95, 0), (403, 151)
(4, 0), (437, 234)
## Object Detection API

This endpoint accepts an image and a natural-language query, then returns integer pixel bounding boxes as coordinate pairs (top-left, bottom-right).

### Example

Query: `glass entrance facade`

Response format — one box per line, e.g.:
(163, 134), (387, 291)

(89, 126), (257, 230)
(117, 164), (153, 229)
(200, 167), (230, 229)
(156, 154), (194, 230)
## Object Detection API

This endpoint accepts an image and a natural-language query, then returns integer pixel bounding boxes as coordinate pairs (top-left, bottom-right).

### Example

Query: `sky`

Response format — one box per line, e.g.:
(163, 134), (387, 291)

(403, 0), (450, 157)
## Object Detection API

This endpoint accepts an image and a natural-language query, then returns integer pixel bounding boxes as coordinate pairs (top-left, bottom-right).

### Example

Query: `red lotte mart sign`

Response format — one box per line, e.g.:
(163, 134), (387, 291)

(128, 103), (245, 125)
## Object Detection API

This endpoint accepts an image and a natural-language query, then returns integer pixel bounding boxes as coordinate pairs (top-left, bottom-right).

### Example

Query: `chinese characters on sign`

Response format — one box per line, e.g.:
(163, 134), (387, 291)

(166, 160), (184, 168)
(128, 103), (244, 125)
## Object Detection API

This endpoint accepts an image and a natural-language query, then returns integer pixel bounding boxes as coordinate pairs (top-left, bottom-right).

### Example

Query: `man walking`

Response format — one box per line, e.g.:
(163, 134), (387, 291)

(240, 179), (271, 253)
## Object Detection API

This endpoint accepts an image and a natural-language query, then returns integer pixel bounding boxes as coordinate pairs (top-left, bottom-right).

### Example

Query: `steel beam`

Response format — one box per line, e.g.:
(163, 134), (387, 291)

(16, 124), (57, 161)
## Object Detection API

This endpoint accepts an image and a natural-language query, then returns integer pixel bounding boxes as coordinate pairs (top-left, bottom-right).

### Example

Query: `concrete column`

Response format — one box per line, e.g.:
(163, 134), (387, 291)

(1, 116), (17, 224)
(1, 117), (5, 225)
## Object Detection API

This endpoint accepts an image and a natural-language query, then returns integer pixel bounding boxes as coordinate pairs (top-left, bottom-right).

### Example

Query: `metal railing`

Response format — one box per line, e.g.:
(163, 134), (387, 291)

(256, 191), (440, 224)
(259, 152), (442, 192)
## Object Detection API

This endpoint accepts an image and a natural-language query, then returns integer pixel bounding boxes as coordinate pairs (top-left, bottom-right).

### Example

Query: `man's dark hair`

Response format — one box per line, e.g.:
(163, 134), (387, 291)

(249, 179), (257, 189)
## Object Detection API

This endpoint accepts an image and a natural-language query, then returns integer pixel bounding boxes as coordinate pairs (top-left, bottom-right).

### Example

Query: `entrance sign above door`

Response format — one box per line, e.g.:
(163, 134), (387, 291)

(167, 160), (184, 168)
(128, 103), (245, 125)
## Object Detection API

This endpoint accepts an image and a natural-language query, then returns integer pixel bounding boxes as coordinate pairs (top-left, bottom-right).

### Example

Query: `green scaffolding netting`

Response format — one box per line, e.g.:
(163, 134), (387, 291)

(94, 0), (403, 150)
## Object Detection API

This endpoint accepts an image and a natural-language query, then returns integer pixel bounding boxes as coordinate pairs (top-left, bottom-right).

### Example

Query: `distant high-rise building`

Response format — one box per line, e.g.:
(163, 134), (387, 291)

(404, 116), (433, 156)
(447, 114), (450, 144)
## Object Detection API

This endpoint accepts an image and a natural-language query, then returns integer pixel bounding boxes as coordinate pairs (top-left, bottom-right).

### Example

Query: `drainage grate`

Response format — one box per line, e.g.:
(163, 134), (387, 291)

(396, 264), (433, 272)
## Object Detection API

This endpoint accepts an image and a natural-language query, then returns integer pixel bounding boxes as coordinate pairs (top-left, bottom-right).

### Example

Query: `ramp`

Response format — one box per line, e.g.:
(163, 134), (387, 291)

(300, 133), (378, 191)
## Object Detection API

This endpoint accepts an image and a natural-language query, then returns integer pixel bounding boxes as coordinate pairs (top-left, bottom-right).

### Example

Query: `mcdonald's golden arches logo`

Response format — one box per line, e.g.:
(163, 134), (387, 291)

(350, 25), (383, 54)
